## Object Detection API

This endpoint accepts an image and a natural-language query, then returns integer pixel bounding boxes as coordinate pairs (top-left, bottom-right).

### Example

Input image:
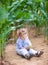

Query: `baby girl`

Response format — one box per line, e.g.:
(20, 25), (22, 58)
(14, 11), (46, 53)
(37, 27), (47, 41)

(16, 28), (43, 59)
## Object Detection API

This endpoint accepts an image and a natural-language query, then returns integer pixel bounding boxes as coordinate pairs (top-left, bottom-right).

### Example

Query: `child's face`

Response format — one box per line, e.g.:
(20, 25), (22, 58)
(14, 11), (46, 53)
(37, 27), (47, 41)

(21, 31), (28, 40)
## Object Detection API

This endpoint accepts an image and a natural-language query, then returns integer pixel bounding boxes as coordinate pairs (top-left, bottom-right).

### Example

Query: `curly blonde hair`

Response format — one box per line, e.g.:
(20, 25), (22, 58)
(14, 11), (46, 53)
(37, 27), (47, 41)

(16, 28), (28, 37)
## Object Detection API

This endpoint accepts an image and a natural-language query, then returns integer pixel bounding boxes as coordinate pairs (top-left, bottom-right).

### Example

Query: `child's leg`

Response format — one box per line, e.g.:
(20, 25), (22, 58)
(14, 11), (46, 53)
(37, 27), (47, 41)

(29, 49), (44, 57)
(29, 49), (38, 56)
(16, 48), (30, 59)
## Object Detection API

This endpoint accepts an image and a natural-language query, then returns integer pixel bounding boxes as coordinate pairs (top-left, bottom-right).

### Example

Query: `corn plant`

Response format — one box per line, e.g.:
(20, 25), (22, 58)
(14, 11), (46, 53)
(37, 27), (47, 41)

(0, 4), (12, 64)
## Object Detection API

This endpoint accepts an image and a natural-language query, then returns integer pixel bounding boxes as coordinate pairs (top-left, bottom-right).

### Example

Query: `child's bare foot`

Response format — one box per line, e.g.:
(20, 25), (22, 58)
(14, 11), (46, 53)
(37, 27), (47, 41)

(35, 51), (44, 57)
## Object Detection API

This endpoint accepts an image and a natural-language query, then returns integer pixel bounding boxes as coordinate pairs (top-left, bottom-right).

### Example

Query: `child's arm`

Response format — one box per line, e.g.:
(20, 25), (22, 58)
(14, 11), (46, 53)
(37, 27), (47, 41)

(25, 39), (32, 50)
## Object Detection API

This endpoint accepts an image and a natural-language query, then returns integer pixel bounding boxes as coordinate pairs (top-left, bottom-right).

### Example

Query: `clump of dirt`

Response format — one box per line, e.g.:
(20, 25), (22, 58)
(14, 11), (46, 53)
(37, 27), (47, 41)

(0, 59), (12, 65)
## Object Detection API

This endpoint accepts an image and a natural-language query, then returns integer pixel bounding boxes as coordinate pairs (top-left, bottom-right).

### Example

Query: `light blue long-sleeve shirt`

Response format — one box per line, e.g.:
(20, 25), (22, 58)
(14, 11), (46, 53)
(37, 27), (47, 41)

(16, 37), (32, 51)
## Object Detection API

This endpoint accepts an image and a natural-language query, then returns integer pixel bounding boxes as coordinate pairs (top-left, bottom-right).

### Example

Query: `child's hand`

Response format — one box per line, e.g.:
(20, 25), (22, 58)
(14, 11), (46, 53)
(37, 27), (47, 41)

(26, 46), (32, 51)
(27, 45), (32, 49)
(22, 47), (29, 50)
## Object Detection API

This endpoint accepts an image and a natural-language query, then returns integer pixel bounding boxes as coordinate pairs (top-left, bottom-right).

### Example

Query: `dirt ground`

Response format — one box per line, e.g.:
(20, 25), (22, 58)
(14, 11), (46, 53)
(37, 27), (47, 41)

(4, 29), (48, 65)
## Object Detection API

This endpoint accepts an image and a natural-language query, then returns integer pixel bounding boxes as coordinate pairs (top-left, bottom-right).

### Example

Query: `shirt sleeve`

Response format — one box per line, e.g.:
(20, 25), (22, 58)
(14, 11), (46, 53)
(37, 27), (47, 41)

(16, 38), (23, 49)
(27, 39), (32, 46)
(23, 38), (32, 48)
